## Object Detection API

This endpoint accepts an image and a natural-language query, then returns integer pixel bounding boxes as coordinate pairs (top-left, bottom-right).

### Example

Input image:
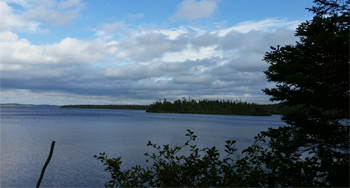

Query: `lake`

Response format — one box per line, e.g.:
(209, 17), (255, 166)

(0, 106), (286, 187)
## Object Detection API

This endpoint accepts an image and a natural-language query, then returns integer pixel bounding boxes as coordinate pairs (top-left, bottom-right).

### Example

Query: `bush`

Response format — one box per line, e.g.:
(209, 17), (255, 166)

(94, 129), (241, 187)
(95, 128), (349, 187)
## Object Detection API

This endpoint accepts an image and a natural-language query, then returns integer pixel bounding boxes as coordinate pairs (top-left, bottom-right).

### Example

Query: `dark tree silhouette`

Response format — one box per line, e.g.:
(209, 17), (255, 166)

(261, 0), (349, 185)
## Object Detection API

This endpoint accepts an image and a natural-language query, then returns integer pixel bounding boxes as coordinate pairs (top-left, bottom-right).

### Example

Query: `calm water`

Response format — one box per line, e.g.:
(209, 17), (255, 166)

(1, 106), (286, 187)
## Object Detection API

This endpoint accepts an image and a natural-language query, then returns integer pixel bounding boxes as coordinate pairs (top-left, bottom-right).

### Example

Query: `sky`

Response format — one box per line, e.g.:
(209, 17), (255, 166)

(0, 0), (315, 105)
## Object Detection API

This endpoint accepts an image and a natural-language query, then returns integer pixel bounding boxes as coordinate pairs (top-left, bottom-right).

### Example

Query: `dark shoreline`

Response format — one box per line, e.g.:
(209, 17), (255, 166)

(60, 104), (149, 110)
(2, 103), (298, 116)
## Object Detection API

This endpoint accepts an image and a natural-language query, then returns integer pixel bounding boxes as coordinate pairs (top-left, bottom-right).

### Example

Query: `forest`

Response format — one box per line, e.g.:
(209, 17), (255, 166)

(146, 98), (286, 116)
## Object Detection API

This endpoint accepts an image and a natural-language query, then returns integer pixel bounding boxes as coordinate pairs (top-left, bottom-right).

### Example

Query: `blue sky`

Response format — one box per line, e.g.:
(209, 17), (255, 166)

(0, 0), (315, 105)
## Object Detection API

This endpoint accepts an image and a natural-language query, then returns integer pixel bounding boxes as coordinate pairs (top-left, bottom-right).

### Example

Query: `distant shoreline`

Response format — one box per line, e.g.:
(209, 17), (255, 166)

(0, 104), (59, 107)
(2, 102), (298, 116)
(60, 104), (149, 110)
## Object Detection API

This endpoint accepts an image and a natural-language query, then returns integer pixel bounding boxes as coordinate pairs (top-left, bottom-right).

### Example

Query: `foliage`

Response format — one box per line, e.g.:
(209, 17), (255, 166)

(258, 103), (303, 115)
(261, 0), (349, 186)
(146, 97), (271, 116)
(236, 126), (349, 187)
(94, 129), (241, 187)
(95, 127), (348, 187)
(60, 104), (148, 110)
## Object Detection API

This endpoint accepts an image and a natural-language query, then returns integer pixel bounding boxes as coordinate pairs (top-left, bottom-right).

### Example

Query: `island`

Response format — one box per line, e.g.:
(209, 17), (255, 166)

(146, 98), (279, 116)
(59, 99), (297, 116)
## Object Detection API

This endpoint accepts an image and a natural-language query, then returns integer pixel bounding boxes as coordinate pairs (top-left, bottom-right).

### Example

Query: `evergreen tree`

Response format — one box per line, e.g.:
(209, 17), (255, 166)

(260, 0), (349, 186)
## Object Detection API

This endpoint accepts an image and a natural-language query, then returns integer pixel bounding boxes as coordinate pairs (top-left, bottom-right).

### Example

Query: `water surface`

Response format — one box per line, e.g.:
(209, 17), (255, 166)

(1, 106), (286, 187)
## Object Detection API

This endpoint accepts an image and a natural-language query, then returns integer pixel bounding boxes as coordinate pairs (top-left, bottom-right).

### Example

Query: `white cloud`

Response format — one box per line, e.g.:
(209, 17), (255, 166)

(216, 18), (300, 36)
(20, 1), (83, 26)
(0, 1), (45, 33)
(0, 31), (18, 41)
(0, 1), (27, 32)
(191, 32), (219, 47)
(156, 27), (188, 40)
(172, 0), (218, 21)
(0, 15), (300, 105)
(0, 0), (84, 33)
(95, 22), (124, 36)
(0, 33), (118, 67)
(3, 0), (35, 8)
(162, 45), (222, 62)
(116, 32), (188, 61)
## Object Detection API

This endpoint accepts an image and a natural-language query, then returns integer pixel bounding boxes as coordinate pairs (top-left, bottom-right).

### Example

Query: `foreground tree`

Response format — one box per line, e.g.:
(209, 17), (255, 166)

(95, 0), (349, 186)
(259, 0), (349, 186)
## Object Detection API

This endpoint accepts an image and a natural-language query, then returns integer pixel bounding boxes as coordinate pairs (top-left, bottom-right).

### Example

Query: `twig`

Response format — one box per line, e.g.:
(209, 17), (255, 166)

(36, 141), (55, 188)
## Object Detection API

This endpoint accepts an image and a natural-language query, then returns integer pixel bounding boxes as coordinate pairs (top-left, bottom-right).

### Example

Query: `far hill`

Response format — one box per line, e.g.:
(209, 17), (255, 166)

(0, 103), (59, 107)
(60, 104), (149, 110)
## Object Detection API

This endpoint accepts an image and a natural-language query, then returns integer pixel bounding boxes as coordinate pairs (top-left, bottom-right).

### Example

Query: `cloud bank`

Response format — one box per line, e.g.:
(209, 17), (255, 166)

(0, 0), (83, 32)
(0, 0), (300, 105)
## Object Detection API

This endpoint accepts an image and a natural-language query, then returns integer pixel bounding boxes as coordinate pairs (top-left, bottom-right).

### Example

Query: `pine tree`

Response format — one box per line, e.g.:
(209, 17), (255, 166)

(261, 0), (349, 186)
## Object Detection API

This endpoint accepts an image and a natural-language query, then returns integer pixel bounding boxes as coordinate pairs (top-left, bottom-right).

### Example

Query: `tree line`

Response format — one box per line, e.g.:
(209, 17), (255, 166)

(59, 100), (301, 116)
(146, 97), (273, 116)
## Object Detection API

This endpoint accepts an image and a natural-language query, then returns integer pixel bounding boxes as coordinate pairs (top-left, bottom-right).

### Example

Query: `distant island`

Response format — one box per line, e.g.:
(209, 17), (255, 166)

(60, 104), (149, 110)
(59, 98), (297, 116)
(146, 98), (296, 116)
(3, 100), (297, 116)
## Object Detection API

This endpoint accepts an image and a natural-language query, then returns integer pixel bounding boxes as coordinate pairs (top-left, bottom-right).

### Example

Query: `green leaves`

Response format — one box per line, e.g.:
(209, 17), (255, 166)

(95, 130), (242, 187)
(95, 126), (347, 187)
